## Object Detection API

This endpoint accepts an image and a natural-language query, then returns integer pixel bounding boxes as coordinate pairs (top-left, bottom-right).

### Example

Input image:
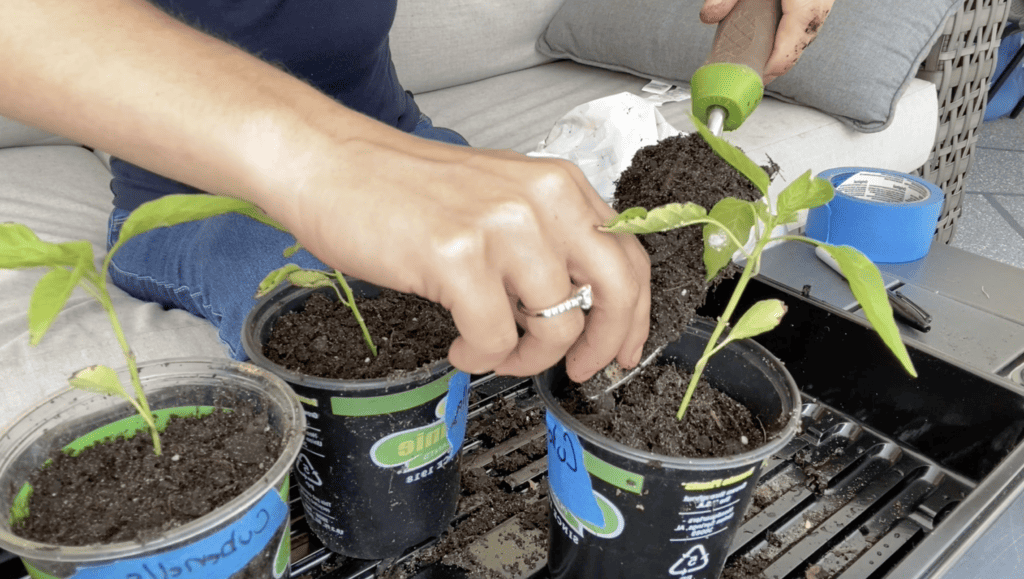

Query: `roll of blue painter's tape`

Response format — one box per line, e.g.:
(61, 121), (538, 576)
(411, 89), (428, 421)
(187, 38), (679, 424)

(805, 168), (944, 263)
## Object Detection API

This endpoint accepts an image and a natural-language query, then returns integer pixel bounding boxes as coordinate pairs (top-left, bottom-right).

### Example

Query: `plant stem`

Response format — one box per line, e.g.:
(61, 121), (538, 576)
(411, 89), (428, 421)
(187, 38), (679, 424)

(88, 271), (162, 455)
(676, 234), (770, 420)
(332, 271), (377, 357)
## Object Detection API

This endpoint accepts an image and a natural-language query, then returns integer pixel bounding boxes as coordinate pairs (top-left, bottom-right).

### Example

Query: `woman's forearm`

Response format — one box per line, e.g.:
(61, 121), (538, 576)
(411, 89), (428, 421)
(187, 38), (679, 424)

(0, 0), (416, 228)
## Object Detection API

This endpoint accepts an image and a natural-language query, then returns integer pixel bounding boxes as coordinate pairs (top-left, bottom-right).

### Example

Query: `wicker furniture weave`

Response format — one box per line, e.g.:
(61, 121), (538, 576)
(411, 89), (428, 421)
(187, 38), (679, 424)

(915, 0), (1013, 244)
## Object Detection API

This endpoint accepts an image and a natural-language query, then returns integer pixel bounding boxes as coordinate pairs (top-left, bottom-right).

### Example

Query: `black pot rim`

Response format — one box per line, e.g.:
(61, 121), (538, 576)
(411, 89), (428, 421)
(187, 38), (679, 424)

(242, 283), (457, 394)
(536, 323), (802, 471)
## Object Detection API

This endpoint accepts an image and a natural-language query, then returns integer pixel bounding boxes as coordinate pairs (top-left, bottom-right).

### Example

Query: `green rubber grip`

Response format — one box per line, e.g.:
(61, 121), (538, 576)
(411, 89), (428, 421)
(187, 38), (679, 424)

(690, 63), (764, 131)
(690, 0), (780, 131)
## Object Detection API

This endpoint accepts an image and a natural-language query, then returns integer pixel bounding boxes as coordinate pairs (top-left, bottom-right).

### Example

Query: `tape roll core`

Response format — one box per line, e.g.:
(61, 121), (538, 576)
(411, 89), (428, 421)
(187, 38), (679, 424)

(806, 168), (944, 263)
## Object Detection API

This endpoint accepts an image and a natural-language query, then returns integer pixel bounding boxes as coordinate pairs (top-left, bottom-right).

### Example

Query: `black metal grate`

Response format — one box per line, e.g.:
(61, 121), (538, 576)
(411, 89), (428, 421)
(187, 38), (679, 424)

(721, 397), (971, 579)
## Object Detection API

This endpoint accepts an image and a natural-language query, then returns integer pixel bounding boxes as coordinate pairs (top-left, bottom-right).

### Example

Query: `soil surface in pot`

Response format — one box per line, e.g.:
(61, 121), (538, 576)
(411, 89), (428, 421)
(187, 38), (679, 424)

(575, 132), (781, 457)
(563, 363), (769, 458)
(14, 406), (282, 545)
(263, 288), (459, 380)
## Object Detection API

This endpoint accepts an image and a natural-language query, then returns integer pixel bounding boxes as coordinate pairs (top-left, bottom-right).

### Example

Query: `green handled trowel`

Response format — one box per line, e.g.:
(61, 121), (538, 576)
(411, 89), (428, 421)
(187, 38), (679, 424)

(691, 0), (783, 136)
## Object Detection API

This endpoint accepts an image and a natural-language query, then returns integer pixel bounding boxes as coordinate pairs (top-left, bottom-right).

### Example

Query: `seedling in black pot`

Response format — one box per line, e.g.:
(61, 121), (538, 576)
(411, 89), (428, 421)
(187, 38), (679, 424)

(601, 116), (918, 419)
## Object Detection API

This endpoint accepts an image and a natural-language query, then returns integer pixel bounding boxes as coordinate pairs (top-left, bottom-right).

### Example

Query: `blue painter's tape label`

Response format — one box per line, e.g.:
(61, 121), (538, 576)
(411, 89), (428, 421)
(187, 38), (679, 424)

(545, 411), (604, 527)
(444, 371), (470, 460)
(70, 486), (288, 579)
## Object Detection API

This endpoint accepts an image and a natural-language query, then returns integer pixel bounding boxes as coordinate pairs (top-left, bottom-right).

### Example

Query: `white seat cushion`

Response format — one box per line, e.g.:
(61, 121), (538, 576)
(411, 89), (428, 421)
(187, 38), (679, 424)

(0, 146), (224, 427)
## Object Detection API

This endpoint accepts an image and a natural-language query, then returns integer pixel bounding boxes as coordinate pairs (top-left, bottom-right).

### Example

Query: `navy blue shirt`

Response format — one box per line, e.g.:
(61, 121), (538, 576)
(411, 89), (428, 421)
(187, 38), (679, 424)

(110, 0), (420, 211)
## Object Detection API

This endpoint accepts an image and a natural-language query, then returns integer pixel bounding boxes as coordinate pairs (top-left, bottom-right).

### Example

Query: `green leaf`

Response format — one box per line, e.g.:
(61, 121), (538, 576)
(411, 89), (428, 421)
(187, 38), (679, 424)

(0, 223), (93, 269)
(10, 483), (32, 526)
(283, 241), (303, 258)
(724, 299), (787, 344)
(691, 114), (770, 197)
(287, 269), (333, 288)
(703, 198), (756, 280)
(111, 194), (288, 256)
(28, 267), (84, 345)
(601, 202), (708, 234)
(821, 244), (917, 377)
(776, 170), (833, 220)
(256, 263), (303, 298)
(752, 199), (772, 225)
(68, 365), (130, 399)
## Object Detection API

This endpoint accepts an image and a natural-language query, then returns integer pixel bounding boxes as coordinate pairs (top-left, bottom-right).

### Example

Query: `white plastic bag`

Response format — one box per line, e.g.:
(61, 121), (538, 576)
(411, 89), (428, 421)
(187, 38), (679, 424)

(528, 92), (682, 203)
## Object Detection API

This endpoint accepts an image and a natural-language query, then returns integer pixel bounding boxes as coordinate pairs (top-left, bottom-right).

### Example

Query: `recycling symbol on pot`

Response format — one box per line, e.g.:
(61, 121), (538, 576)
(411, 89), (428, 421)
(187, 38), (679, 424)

(669, 544), (710, 577)
(296, 452), (323, 487)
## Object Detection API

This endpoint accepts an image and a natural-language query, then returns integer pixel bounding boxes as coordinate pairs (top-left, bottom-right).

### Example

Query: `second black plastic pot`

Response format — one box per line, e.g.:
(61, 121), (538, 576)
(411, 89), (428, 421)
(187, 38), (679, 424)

(242, 283), (470, 560)
(536, 319), (802, 579)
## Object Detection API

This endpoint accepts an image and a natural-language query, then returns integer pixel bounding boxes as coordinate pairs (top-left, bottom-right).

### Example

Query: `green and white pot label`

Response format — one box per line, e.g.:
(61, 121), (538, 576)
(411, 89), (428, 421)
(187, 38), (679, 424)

(332, 370), (470, 475)
(550, 487), (625, 542)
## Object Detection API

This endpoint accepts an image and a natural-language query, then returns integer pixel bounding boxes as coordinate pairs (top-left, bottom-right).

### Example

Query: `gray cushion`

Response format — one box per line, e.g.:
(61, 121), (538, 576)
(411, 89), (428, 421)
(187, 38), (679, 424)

(391, 0), (563, 95)
(537, 0), (961, 132)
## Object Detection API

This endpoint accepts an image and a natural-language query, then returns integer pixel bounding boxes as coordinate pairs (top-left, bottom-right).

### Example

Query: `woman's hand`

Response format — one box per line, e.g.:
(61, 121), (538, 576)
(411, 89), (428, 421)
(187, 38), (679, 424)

(283, 140), (652, 383)
(700, 0), (835, 84)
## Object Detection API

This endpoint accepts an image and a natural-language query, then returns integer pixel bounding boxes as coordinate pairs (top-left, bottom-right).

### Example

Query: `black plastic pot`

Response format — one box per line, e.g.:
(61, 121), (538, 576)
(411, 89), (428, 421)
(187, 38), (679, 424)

(242, 283), (470, 560)
(536, 319), (802, 579)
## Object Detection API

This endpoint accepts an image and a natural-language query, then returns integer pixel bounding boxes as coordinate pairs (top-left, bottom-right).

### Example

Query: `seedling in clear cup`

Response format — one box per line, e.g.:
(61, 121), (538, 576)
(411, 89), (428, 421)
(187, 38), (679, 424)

(601, 115), (918, 419)
(0, 194), (289, 454)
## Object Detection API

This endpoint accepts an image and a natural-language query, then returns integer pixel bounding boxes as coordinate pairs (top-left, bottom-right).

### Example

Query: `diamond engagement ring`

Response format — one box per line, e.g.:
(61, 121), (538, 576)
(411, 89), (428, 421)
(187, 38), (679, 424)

(517, 285), (593, 318)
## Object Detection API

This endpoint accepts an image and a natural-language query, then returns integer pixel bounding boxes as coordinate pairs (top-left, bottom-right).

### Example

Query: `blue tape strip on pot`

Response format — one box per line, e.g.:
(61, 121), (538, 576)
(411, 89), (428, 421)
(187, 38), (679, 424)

(69, 487), (288, 579)
(805, 168), (944, 263)
(545, 411), (604, 527)
(444, 370), (471, 460)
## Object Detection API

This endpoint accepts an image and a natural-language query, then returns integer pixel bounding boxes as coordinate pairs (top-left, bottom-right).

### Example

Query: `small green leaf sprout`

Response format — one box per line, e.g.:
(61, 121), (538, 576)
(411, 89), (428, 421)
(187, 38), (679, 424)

(256, 258), (377, 357)
(0, 194), (287, 454)
(602, 116), (917, 420)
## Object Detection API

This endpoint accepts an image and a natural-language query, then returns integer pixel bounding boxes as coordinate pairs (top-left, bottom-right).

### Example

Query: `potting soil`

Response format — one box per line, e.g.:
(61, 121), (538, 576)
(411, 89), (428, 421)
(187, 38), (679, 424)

(611, 132), (769, 363)
(14, 405), (282, 545)
(263, 288), (459, 380)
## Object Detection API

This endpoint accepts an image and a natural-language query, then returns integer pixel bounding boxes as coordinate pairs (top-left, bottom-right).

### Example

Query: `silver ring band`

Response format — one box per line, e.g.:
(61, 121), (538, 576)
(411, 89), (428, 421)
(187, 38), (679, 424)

(518, 285), (593, 318)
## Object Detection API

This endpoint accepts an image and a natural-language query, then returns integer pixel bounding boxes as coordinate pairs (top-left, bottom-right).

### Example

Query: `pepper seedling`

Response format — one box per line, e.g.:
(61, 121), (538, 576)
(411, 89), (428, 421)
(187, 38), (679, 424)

(0, 194), (286, 454)
(602, 115), (918, 420)
(257, 257), (377, 357)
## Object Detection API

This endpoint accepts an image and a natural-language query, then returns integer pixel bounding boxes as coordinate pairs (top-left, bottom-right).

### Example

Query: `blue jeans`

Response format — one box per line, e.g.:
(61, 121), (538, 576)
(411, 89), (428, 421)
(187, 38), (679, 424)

(107, 115), (469, 360)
